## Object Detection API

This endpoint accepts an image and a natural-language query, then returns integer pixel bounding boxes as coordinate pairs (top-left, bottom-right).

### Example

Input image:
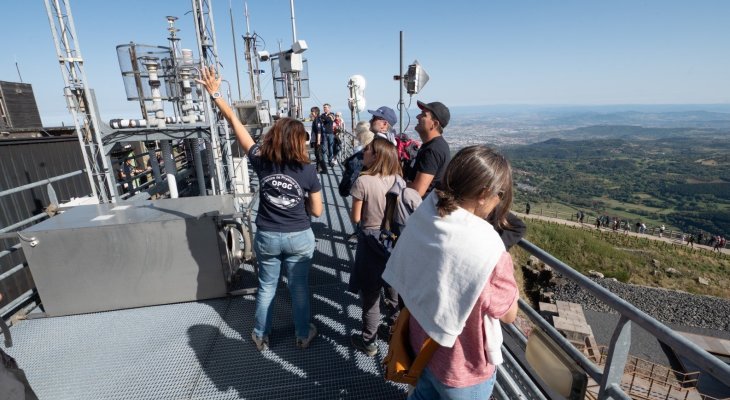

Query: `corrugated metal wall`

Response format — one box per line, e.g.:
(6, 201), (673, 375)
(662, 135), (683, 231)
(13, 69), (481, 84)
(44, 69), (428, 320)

(0, 81), (43, 129)
(0, 136), (90, 309)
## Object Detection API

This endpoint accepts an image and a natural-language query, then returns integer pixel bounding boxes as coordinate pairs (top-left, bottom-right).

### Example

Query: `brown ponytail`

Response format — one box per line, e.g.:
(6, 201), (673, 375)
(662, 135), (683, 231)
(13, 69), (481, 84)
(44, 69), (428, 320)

(435, 189), (459, 217)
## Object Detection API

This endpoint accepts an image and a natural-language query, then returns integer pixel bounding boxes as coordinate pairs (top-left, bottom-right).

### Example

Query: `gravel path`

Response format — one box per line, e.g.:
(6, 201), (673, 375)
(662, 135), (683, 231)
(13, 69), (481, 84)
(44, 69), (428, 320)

(551, 276), (730, 332)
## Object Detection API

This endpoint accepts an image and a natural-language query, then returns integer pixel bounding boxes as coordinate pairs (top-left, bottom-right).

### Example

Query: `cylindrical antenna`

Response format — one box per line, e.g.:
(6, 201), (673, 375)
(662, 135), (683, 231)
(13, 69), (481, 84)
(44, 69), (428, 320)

(289, 0), (297, 43)
(243, 2), (258, 101)
(245, 1), (251, 35)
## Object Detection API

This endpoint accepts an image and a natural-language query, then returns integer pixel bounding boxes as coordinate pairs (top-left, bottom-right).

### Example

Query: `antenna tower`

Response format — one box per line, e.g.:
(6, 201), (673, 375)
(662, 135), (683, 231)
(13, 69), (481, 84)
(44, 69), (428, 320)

(192, 0), (235, 195)
(43, 0), (116, 203)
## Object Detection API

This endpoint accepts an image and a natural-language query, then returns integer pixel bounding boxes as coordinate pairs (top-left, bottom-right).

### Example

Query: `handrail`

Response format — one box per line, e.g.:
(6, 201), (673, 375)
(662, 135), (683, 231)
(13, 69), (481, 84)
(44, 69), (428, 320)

(0, 213), (48, 234)
(0, 169), (89, 323)
(0, 169), (85, 199)
(517, 239), (730, 390)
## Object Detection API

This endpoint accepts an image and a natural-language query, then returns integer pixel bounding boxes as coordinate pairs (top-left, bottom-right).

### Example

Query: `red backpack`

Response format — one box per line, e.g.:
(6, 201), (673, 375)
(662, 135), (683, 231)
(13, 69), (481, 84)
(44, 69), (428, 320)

(396, 134), (420, 162)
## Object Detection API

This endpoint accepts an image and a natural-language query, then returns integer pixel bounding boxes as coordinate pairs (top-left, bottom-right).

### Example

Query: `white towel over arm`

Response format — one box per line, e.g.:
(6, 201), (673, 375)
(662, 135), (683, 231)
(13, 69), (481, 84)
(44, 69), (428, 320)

(382, 193), (505, 348)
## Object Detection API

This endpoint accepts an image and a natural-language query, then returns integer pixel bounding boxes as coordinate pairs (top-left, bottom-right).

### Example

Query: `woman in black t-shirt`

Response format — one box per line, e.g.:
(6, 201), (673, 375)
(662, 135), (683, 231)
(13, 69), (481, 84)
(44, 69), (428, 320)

(198, 67), (323, 350)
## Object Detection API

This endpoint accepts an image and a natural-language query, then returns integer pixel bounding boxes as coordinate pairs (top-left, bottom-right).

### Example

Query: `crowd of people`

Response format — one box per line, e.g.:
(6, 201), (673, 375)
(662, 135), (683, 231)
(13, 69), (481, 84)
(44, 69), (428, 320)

(198, 66), (523, 399)
(586, 215), (726, 251)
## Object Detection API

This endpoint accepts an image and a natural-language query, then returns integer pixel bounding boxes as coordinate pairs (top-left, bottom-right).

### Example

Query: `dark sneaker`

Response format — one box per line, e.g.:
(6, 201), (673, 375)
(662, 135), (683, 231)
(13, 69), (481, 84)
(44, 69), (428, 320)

(296, 323), (317, 349)
(378, 324), (392, 342)
(251, 331), (269, 351)
(351, 334), (378, 356)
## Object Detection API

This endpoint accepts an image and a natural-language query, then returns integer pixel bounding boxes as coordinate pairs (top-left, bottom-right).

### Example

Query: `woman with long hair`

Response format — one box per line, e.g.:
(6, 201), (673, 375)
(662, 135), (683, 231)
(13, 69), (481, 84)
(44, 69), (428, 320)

(348, 138), (404, 356)
(198, 67), (323, 350)
(383, 145), (519, 399)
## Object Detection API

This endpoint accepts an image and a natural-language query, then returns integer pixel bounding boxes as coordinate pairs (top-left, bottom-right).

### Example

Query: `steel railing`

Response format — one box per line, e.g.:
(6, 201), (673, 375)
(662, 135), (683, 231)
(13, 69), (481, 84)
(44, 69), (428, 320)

(507, 239), (730, 400)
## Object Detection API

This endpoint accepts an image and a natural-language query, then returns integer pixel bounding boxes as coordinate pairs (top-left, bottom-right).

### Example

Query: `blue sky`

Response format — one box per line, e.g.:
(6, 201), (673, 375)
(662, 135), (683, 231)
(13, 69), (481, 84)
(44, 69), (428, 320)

(2, 1), (730, 126)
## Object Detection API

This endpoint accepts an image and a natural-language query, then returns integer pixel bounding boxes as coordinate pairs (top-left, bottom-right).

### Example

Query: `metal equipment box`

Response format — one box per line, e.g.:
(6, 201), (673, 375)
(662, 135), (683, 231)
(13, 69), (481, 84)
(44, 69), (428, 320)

(20, 195), (235, 317)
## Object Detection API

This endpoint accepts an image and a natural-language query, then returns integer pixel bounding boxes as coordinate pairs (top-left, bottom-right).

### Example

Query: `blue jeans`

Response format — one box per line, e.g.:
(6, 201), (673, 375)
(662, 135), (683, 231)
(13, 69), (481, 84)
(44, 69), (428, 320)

(325, 133), (335, 163)
(409, 368), (497, 400)
(253, 229), (315, 339)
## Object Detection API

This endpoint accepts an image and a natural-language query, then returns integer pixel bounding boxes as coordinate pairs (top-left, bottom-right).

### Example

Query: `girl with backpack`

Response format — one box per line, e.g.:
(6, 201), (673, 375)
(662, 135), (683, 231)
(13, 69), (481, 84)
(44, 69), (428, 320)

(383, 145), (519, 399)
(348, 138), (404, 356)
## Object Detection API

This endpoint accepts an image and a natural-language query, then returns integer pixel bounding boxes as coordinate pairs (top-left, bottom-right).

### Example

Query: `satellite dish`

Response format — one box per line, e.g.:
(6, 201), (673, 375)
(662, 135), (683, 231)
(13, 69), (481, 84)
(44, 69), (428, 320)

(405, 60), (429, 95)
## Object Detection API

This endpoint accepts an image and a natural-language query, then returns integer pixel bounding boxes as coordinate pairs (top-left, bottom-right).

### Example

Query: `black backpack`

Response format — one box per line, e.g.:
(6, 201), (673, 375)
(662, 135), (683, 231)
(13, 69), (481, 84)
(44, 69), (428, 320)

(338, 151), (363, 197)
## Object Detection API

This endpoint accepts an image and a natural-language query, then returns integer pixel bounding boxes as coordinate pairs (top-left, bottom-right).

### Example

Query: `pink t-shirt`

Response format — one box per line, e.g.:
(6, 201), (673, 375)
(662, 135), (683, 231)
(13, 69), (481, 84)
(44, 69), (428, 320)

(409, 251), (518, 388)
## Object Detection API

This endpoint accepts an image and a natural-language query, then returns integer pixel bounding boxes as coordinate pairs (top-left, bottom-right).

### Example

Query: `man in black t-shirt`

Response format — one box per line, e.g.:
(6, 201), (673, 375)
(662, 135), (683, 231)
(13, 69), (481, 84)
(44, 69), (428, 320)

(405, 100), (451, 198)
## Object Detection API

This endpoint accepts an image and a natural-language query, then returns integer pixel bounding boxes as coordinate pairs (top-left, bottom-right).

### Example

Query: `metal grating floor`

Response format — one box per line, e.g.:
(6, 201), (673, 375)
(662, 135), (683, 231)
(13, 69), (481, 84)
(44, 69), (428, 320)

(1, 163), (409, 399)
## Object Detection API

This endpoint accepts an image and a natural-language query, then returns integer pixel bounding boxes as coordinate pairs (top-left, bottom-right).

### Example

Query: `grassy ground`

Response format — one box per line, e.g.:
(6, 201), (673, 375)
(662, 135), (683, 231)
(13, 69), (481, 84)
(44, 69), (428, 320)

(510, 219), (730, 299)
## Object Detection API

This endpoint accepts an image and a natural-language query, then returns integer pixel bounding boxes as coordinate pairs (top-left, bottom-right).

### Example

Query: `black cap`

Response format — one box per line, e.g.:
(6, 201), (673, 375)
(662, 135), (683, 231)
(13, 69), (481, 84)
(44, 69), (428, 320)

(417, 100), (450, 128)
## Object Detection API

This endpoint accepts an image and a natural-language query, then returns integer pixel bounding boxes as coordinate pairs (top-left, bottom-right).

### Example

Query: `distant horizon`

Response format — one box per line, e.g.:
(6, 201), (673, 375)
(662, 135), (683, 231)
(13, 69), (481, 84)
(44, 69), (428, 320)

(31, 101), (730, 128)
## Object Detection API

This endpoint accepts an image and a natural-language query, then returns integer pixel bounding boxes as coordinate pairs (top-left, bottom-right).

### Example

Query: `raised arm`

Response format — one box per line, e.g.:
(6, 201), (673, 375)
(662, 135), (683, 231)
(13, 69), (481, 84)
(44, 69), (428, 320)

(196, 66), (255, 153)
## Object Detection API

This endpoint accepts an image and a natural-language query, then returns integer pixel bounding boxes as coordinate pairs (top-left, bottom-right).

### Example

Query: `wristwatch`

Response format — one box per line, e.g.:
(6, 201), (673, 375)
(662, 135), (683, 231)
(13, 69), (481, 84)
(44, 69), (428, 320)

(211, 92), (221, 100)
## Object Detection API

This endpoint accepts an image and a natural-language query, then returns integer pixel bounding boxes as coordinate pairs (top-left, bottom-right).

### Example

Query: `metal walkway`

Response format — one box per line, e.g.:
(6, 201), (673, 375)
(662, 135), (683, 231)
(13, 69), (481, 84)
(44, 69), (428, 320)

(1, 164), (410, 399)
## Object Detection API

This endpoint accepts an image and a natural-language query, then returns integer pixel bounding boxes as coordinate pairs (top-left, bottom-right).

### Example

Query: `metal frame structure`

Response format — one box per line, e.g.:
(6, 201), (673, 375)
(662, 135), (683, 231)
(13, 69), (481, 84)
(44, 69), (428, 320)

(43, 0), (116, 204)
(192, 0), (234, 197)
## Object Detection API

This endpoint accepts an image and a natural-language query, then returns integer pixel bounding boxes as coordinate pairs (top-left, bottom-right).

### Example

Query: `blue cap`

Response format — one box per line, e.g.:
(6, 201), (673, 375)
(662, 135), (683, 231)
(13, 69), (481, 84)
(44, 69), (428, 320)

(367, 106), (397, 127)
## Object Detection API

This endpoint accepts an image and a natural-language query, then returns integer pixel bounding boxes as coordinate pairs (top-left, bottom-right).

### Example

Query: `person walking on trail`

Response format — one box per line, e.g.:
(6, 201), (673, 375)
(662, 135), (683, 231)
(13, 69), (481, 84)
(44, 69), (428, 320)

(525, 202), (531, 215)
(659, 224), (666, 238)
(383, 145), (519, 399)
(198, 66), (322, 351)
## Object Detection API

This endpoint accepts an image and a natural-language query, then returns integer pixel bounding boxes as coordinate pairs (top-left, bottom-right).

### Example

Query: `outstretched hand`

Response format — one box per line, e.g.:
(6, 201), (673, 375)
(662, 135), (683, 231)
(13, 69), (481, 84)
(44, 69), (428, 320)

(196, 66), (221, 96)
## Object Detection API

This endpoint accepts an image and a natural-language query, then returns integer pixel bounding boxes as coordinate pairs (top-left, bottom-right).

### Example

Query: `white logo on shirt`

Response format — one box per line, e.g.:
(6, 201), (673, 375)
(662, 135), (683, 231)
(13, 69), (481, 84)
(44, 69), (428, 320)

(261, 174), (303, 209)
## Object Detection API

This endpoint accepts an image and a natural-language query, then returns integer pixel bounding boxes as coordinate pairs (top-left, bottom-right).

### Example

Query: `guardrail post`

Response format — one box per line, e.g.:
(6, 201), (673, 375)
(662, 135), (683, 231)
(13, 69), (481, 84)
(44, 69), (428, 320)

(598, 315), (632, 399)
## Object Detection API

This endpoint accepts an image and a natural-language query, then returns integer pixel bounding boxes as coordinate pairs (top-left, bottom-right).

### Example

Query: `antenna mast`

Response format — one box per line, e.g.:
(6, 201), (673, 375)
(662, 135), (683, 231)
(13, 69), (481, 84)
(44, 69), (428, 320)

(44, 0), (115, 203)
(289, 0), (303, 119)
(243, 2), (261, 102)
(229, 2), (242, 100)
(192, 0), (234, 195)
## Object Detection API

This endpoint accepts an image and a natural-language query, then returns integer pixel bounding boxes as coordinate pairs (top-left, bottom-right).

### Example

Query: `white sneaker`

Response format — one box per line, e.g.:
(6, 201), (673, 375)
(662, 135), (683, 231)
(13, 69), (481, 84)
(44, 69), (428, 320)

(332, 160), (338, 166)
(296, 323), (317, 349)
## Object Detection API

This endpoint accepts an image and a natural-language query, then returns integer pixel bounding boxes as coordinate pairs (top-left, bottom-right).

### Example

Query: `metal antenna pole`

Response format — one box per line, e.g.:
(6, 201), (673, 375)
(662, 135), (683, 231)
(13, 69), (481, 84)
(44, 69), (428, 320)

(229, 1), (242, 100)
(289, 0), (297, 43)
(289, 0), (303, 119)
(243, 2), (258, 102)
(192, 0), (233, 195)
(399, 31), (404, 135)
(14, 61), (23, 83)
(44, 0), (115, 203)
